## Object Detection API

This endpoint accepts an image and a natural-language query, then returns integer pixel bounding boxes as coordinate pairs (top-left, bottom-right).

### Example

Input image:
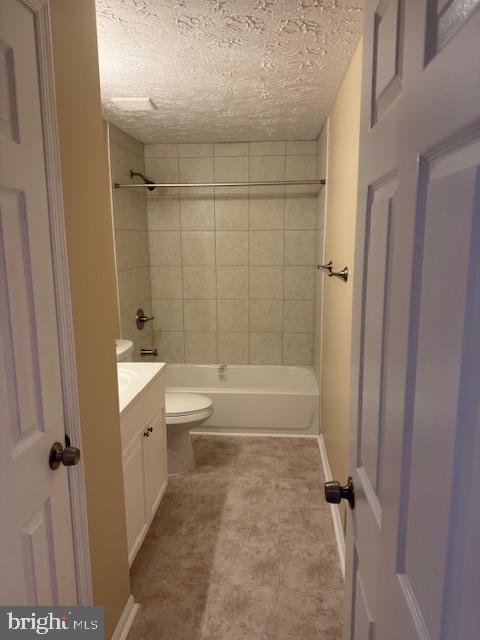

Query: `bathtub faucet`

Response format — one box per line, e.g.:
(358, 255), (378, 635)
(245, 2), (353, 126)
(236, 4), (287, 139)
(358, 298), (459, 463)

(218, 364), (228, 381)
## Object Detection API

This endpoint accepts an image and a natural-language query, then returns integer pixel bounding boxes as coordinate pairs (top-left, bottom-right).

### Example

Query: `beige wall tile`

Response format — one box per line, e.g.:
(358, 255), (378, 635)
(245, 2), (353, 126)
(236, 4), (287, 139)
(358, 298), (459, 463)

(215, 198), (249, 230)
(179, 157), (214, 183)
(284, 300), (314, 332)
(150, 266), (182, 299)
(214, 156), (248, 182)
(286, 140), (317, 155)
(147, 198), (180, 230)
(216, 231), (249, 265)
(249, 266), (284, 299)
(149, 230), (181, 265)
(285, 231), (316, 265)
(113, 191), (147, 231)
(249, 230), (284, 265)
(216, 266), (249, 299)
(112, 137), (317, 366)
(286, 155), (317, 180)
(180, 199), (215, 230)
(218, 333), (249, 364)
(144, 143), (178, 158)
(152, 299), (183, 331)
(249, 300), (283, 332)
(214, 142), (249, 157)
(115, 230), (149, 270)
(145, 157), (179, 181)
(249, 197), (285, 229)
(249, 333), (282, 364)
(184, 299), (217, 331)
(249, 155), (285, 182)
(286, 154), (318, 195)
(178, 143), (213, 157)
(183, 266), (217, 299)
(155, 331), (185, 362)
(185, 332), (217, 363)
(181, 231), (215, 265)
(284, 266), (315, 300)
(130, 267), (152, 308)
(217, 299), (248, 332)
(285, 196), (317, 229)
(249, 141), (286, 156)
(283, 333), (314, 365)
(109, 124), (142, 155)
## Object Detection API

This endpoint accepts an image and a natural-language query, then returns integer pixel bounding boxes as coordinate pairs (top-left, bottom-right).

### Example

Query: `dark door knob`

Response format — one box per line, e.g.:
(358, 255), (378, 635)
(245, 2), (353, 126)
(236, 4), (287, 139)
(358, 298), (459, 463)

(49, 442), (81, 470)
(325, 476), (355, 509)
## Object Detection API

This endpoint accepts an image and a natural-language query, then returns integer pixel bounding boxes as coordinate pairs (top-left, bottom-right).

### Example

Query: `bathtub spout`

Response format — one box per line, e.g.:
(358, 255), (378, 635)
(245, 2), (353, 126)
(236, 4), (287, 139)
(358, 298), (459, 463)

(218, 364), (228, 381)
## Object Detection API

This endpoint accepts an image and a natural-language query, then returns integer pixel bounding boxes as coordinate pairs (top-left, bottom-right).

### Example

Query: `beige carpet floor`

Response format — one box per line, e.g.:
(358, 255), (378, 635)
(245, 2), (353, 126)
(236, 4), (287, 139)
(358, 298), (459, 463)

(128, 435), (344, 640)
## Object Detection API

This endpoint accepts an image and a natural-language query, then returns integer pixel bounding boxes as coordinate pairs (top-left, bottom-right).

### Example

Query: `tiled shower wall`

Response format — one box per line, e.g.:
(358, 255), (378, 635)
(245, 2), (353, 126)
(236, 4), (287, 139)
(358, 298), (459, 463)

(144, 140), (321, 365)
(109, 125), (154, 360)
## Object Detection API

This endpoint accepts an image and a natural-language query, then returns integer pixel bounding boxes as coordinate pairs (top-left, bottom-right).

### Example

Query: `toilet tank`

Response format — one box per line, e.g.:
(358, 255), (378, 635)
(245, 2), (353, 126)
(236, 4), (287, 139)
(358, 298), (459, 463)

(116, 339), (134, 362)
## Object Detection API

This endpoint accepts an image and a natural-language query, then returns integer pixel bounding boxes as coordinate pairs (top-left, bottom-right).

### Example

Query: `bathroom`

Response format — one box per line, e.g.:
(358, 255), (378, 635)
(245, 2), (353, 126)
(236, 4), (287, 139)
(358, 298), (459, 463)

(2, 1), (479, 639)
(102, 0), (362, 635)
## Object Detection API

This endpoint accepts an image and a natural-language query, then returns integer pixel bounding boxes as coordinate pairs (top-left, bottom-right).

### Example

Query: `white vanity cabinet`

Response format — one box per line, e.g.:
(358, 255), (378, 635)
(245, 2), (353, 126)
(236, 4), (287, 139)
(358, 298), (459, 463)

(118, 364), (167, 565)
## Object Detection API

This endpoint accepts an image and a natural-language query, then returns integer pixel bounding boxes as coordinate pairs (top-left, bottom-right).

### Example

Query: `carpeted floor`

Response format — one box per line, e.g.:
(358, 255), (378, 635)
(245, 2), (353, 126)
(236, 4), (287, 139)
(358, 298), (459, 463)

(128, 435), (343, 640)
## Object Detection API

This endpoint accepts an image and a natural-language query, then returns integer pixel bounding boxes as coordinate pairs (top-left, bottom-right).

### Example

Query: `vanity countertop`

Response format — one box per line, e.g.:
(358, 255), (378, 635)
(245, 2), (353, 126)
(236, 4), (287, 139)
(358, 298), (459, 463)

(117, 362), (166, 414)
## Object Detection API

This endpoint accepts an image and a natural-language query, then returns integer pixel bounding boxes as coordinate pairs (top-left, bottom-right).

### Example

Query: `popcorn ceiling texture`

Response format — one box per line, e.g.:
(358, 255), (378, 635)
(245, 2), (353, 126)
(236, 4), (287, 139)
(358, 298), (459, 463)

(96, 0), (364, 143)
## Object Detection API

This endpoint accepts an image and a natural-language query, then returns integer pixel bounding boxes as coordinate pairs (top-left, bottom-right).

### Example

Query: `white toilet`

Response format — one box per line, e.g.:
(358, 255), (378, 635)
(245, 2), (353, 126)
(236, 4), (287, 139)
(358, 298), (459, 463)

(116, 338), (134, 362)
(165, 392), (213, 474)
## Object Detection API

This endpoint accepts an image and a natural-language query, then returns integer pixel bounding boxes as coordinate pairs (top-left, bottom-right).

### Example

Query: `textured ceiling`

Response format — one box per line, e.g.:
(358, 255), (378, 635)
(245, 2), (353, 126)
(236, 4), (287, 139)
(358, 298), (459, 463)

(96, 0), (364, 143)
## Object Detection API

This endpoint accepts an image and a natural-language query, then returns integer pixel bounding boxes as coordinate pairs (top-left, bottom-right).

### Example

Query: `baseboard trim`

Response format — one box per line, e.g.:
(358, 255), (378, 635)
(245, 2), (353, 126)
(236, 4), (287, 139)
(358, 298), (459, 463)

(111, 595), (139, 640)
(317, 434), (346, 580)
(191, 430), (318, 439)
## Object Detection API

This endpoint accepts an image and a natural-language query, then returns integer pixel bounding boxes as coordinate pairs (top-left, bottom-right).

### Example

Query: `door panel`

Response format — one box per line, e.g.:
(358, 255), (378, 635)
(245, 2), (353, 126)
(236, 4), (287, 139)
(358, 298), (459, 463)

(402, 141), (480, 638)
(346, 1), (480, 639)
(360, 178), (396, 495)
(371, 0), (405, 125)
(144, 407), (167, 520)
(22, 501), (58, 606)
(0, 189), (44, 445)
(353, 555), (375, 640)
(123, 434), (148, 563)
(0, 38), (19, 142)
(0, 0), (77, 605)
(426, 0), (480, 60)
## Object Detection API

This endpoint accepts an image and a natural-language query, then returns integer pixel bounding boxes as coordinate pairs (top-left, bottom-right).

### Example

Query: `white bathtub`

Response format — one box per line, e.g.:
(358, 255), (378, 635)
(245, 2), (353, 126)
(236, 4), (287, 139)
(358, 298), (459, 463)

(166, 364), (319, 436)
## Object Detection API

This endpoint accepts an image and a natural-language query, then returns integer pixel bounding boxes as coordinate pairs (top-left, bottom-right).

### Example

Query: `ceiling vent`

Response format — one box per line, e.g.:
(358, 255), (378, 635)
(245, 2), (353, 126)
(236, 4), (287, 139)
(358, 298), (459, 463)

(111, 97), (157, 111)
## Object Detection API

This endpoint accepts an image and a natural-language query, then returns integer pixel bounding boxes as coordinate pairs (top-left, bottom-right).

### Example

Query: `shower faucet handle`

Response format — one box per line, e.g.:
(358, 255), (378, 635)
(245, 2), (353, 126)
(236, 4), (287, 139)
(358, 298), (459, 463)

(136, 308), (154, 330)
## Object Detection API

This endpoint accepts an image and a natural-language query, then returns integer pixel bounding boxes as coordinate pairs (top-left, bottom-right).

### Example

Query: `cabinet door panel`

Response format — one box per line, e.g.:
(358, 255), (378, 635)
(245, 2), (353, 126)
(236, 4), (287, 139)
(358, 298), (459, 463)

(122, 434), (148, 564)
(144, 407), (167, 521)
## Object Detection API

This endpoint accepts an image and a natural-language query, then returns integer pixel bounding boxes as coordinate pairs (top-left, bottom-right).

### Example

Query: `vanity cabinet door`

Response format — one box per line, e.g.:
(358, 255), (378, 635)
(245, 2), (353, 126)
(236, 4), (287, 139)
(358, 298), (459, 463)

(122, 432), (148, 564)
(144, 407), (168, 522)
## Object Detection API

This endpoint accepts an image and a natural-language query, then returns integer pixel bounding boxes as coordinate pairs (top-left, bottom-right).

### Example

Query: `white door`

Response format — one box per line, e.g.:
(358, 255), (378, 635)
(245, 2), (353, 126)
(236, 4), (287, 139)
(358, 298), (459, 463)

(343, 1), (480, 638)
(0, 0), (84, 605)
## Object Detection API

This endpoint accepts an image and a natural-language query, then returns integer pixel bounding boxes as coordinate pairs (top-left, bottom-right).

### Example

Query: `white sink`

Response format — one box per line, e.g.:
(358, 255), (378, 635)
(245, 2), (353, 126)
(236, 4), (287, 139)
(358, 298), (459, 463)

(117, 362), (166, 414)
(117, 368), (137, 396)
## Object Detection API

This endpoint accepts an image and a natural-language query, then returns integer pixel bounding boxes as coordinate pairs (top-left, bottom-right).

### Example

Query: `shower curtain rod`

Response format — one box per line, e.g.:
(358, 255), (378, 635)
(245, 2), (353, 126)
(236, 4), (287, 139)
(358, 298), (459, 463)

(114, 179), (326, 189)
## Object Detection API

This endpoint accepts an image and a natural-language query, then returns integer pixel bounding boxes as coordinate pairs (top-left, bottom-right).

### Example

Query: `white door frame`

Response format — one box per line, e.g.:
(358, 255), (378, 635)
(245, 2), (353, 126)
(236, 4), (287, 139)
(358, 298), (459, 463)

(21, 0), (93, 605)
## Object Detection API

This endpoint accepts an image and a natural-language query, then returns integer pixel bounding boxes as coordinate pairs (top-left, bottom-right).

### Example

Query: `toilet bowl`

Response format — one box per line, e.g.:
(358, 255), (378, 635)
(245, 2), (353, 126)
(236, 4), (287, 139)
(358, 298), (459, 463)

(165, 392), (213, 474)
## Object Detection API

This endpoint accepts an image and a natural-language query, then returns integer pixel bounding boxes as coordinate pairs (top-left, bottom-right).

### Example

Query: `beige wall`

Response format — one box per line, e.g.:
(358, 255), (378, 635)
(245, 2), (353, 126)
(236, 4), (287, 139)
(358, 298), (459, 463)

(317, 41), (363, 528)
(50, 2), (131, 637)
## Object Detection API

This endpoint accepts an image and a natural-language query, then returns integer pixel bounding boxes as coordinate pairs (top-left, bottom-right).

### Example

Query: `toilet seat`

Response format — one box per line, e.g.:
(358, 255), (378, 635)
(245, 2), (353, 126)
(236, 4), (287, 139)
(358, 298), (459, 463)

(165, 392), (213, 423)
